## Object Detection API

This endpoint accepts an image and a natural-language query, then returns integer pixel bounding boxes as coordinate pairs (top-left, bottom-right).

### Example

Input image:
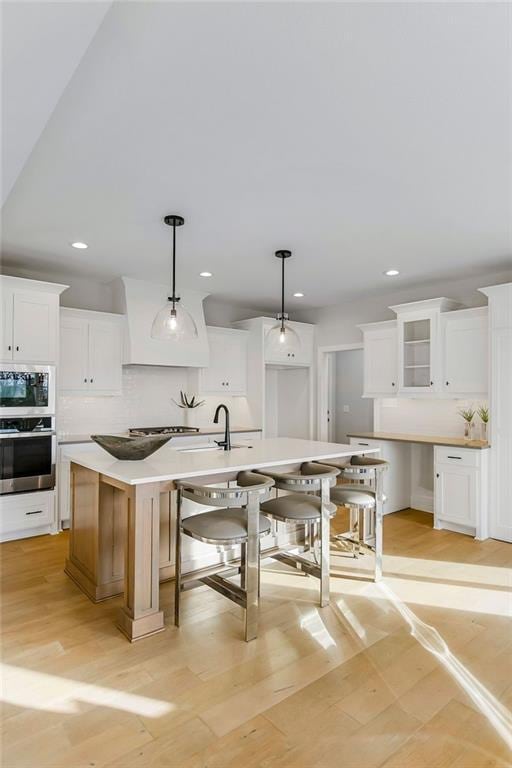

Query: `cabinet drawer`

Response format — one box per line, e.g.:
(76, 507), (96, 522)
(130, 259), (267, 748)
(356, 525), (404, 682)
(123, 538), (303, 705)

(0, 491), (54, 534)
(434, 446), (480, 468)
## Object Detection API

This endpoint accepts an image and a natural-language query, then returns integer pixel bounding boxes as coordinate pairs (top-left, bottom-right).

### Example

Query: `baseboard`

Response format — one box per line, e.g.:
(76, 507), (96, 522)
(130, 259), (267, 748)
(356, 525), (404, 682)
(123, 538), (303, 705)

(410, 491), (433, 514)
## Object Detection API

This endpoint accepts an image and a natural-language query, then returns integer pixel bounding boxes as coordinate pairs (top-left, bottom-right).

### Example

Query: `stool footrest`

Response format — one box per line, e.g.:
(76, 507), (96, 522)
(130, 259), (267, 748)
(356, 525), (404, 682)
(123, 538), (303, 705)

(200, 574), (246, 608)
(271, 551), (321, 580)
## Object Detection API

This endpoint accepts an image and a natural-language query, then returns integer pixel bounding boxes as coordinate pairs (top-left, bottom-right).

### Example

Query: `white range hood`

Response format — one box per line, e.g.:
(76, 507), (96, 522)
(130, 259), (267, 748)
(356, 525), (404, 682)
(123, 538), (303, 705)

(111, 276), (209, 367)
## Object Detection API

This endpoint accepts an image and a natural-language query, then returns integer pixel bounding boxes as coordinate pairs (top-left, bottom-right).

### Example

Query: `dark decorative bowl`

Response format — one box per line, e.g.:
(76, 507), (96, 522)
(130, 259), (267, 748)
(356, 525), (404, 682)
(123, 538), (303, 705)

(91, 434), (172, 460)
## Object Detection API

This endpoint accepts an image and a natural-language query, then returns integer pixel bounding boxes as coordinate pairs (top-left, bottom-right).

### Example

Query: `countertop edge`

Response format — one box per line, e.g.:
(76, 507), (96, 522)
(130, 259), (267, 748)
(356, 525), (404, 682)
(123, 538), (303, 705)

(64, 441), (380, 485)
(347, 432), (490, 450)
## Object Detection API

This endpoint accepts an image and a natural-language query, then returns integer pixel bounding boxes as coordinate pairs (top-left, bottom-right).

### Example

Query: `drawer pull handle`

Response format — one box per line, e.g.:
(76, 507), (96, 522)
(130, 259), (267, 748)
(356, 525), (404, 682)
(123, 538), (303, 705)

(447, 455), (462, 460)
(358, 442), (369, 446)
(26, 510), (43, 516)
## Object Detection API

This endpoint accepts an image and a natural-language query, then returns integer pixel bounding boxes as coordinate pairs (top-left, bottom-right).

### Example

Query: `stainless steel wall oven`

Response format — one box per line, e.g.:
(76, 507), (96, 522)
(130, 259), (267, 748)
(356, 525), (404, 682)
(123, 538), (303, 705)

(0, 417), (56, 494)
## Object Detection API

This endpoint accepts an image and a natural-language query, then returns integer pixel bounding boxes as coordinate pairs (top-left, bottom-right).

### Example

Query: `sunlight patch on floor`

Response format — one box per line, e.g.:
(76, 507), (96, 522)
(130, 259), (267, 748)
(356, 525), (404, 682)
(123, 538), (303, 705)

(1, 663), (175, 717)
(299, 609), (337, 649)
(377, 582), (512, 751)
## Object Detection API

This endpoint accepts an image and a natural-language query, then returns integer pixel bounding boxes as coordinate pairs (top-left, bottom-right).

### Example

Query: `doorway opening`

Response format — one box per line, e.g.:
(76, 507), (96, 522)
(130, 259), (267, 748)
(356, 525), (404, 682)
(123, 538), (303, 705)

(319, 345), (373, 443)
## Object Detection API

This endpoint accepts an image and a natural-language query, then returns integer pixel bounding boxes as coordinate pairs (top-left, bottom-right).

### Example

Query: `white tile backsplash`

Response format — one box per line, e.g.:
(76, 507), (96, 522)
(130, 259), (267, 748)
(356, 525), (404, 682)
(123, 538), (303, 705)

(376, 397), (489, 438)
(57, 365), (254, 435)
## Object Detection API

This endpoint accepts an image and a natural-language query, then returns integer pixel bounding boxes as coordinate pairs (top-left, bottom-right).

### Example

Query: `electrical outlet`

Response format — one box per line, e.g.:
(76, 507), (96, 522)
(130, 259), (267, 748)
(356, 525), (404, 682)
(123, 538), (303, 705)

(343, 404), (350, 413)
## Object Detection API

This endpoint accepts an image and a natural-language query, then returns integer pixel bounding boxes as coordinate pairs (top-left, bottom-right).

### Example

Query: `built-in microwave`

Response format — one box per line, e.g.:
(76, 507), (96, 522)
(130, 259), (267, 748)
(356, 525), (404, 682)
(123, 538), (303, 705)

(0, 364), (55, 415)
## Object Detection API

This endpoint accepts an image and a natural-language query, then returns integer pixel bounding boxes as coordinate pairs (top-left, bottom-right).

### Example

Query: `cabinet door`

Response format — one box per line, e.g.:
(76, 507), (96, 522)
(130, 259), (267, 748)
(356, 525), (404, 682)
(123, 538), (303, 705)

(398, 312), (437, 394)
(225, 332), (247, 394)
(200, 330), (226, 393)
(12, 291), (57, 363)
(88, 320), (122, 394)
(435, 464), (476, 526)
(363, 328), (397, 396)
(199, 329), (247, 395)
(442, 313), (488, 396)
(1, 286), (13, 360)
(59, 316), (89, 392)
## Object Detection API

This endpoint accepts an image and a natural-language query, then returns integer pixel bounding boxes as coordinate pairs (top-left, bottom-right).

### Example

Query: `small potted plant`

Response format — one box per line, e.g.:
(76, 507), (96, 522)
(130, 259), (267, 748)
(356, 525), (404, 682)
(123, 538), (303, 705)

(477, 404), (489, 442)
(458, 405), (476, 440)
(172, 391), (205, 428)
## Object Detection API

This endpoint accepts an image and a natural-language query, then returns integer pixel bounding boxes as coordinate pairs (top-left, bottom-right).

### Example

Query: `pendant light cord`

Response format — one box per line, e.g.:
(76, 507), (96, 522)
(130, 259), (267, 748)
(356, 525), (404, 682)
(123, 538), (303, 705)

(281, 255), (285, 332)
(171, 221), (176, 307)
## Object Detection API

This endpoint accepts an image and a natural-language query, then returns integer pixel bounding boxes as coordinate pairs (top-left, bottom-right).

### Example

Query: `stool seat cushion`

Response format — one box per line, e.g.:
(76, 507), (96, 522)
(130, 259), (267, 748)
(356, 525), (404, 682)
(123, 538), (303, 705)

(331, 487), (376, 507)
(260, 494), (337, 522)
(350, 455), (388, 466)
(182, 508), (271, 544)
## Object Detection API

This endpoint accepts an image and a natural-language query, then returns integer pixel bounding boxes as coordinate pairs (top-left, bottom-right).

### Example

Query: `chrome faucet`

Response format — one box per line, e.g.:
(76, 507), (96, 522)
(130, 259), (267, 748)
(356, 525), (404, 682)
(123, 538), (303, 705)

(213, 403), (231, 451)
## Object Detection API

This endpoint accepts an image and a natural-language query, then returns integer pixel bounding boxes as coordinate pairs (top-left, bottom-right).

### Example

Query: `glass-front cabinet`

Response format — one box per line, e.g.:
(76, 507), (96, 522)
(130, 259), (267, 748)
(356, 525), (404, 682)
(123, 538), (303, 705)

(391, 298), (460, 396)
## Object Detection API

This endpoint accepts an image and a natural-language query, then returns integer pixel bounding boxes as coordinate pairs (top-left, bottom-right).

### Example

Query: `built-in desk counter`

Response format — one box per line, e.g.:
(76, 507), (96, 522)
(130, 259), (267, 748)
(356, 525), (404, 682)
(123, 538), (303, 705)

(347, 432), (489, 540)
(347, 431), (489, 450)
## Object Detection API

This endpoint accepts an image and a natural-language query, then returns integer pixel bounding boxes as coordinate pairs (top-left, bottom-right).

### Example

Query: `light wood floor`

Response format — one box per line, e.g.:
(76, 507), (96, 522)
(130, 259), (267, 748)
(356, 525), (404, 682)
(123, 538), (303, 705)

(1, 509), (511, 768)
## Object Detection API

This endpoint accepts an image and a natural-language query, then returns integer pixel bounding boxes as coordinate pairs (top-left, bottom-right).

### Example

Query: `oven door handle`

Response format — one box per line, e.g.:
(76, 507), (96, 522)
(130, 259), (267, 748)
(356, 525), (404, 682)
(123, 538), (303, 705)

(0, 431), (56, 439)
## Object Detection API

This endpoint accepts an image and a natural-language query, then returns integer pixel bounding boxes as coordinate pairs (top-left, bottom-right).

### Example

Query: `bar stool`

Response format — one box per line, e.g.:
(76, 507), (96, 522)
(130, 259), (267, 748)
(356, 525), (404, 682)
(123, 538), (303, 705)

(322, 455), (388, 581)
(175, 471), (274, 641)
(257, 462), (340, 607)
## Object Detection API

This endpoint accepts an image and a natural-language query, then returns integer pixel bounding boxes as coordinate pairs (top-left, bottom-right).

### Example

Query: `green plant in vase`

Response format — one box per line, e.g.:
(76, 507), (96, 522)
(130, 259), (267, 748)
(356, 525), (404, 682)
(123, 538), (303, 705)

(477, 404), (489, 443)
(172, 391), (205, 428)
(458, 406), (476, 440)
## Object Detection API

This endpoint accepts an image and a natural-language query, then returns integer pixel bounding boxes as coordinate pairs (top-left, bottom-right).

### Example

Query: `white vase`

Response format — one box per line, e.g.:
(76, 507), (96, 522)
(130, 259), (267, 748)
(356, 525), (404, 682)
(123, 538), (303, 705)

(183, 409), (194, 428)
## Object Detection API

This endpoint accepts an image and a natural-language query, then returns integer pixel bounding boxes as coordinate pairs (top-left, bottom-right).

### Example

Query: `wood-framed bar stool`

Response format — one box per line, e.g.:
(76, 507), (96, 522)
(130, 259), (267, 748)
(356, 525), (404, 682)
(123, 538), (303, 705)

(322, 455), (388, 581)
(256, 462), (340, 607)
(175, 471), (274, 641)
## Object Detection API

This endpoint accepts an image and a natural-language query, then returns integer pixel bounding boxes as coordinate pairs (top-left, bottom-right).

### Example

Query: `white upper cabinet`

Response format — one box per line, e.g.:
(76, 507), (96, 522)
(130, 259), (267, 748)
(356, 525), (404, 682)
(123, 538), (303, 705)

(111, 277), (209, 367)
(1, 276), (68, 364)
(358, 321), (397, 397)
(360, 297), (488, 400)
(263, 319), (314, 366)
(390, 298), (460, 396)
(441, 307), (488, 397)
(60, 308), (123, 395)
(192, 326), (248, 396)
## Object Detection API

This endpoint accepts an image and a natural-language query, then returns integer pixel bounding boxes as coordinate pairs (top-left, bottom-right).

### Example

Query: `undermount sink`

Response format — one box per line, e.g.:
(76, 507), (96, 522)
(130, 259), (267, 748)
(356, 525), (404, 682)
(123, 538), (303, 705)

(178, 444), (252, 453)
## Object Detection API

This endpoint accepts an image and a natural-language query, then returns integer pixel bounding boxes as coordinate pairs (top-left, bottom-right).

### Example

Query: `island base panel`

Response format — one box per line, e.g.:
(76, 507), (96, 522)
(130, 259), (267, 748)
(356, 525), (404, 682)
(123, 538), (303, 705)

(121, 482), (165, 641)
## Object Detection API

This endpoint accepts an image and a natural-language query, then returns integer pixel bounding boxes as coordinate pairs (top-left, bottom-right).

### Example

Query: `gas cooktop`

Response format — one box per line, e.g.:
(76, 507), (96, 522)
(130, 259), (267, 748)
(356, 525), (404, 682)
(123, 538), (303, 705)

(129, 426), (200, 436)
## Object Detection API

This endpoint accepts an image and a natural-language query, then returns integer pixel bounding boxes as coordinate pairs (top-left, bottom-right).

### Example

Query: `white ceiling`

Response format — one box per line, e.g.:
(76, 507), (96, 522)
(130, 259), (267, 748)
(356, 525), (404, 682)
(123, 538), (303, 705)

(2, 2), (511, 310)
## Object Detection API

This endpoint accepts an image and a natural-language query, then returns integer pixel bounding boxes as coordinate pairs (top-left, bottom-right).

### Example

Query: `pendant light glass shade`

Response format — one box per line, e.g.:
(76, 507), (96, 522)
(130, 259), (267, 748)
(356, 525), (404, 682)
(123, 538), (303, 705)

(266, 321), (301, 356)
(151, 302), (198, 340)
(266, 249), (301, 356)
(151, 214), (198, 342)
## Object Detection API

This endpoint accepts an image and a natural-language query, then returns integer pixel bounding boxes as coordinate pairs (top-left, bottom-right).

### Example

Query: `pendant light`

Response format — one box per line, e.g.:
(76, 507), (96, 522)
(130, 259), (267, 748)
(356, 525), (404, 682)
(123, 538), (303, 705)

(151, 215), (198, 341)
(266, 250), (301, 356)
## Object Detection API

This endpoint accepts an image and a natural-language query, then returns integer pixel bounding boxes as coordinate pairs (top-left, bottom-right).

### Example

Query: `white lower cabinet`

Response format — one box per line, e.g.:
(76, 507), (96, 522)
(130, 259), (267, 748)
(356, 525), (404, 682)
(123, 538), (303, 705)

(434, 446), (488, 538)
(0, 490), (56, 542)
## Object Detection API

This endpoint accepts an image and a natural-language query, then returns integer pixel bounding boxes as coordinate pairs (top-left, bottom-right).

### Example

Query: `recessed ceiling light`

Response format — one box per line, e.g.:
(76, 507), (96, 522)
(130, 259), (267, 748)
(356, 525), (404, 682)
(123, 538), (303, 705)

(199, 271), (213, 277)
(384, 269), (400, 276)
(293, 292), (304, 297)
(71, 241), (88, 249)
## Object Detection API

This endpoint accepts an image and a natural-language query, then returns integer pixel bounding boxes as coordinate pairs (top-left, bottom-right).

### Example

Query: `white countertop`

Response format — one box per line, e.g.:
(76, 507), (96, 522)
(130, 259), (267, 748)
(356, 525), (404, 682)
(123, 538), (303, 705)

(63, 437), (379, 485)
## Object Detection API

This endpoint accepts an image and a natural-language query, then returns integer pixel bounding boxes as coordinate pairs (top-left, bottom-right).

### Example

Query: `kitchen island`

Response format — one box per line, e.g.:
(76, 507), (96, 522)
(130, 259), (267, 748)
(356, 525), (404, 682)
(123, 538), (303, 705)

(64, 437), (378, 641)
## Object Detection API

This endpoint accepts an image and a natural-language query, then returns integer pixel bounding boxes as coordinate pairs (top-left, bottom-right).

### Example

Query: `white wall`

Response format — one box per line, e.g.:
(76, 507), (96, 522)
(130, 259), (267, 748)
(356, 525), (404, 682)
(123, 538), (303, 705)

(58, 365), (253, 436)
(375, 397), (488, 439)
(295, 268), (512, 346)
(333, 349), (373, 442)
